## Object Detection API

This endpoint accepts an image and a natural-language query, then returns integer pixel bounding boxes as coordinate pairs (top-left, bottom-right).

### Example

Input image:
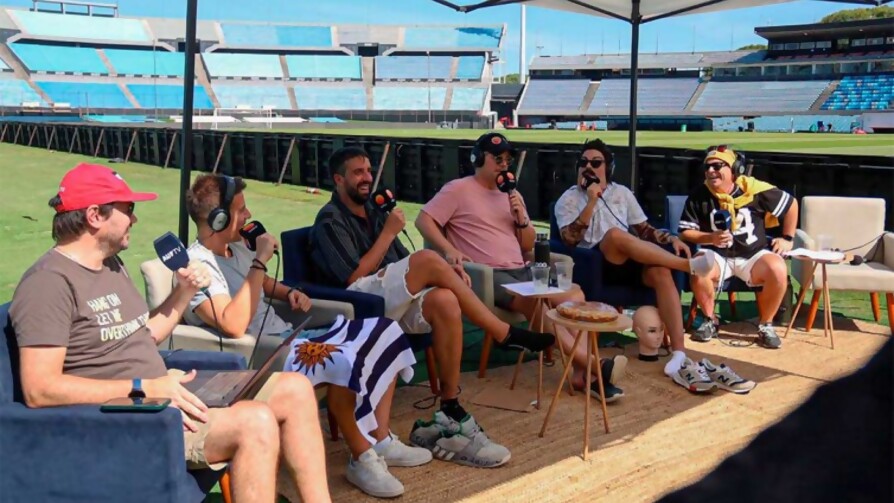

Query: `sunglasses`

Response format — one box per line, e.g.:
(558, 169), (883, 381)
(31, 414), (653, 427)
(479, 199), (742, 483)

(117, 202), (136, 216)
(577, 158), (604, 169)
(704, 163), (727, 171)
(489, 154), (513, 166)
(706, 144), (731, 153)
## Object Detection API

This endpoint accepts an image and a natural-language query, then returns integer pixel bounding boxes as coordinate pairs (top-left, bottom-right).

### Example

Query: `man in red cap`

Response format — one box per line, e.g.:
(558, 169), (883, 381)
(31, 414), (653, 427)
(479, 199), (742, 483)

(10, 163), (333, 502)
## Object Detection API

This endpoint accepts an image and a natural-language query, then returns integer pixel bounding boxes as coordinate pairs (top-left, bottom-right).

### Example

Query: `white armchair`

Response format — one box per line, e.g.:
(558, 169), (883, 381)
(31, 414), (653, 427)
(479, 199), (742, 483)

(140, 258), (354, 367)
(791, 197), (894, 333)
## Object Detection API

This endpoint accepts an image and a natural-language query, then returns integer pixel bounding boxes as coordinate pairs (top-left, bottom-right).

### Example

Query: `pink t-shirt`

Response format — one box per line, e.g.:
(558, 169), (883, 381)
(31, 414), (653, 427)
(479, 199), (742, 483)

(421, 176), (525, 269)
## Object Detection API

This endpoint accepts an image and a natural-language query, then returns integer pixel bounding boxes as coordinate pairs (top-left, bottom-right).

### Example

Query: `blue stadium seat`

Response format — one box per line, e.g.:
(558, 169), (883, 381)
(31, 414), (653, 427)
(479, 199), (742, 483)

(375, 56), (451, 80)
(588, 78), (699, 114)
(213, 84), (290, 109)
(518, 79), (589, 113)
(127, 84), (213, 109)
(403, 27), (501, 48)
(286, 55), (361, 80)
(693, 80), (830, 113)
(9, 10), (150, 42)
(220, 23), (332, 47)
(105, 49), (185, 77)
(821, 74), (893, 111)
(203, 53), (283, 79)
(455, 56), (485, 80)
(10, 43), (107, 74)
(0, 78), (44, 106)
(449, 87), (486, 110)
(373, 87), (446, 110)
(35, 81), (132, 108)
(294, 86), (365, 110)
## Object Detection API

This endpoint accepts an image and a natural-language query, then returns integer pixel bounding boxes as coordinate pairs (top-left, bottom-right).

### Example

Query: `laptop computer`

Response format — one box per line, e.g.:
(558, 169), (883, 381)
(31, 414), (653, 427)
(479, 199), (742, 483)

(185, 317), (312, 408)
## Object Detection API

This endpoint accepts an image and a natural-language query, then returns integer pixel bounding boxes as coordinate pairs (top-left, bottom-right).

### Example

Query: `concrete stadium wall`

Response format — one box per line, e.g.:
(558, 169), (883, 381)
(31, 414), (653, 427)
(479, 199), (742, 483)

(1, 121), (891, 230)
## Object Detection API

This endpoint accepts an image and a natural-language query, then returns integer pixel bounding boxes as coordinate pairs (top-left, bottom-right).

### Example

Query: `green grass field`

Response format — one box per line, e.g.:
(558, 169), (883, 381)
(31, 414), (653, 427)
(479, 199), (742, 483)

(0, 141), (882, 325)
(264, 128), (894, 157)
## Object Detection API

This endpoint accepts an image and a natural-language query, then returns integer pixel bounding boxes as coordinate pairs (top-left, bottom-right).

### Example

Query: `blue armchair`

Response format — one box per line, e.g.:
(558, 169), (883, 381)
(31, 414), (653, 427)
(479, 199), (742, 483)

(0, 302), (246, 503)
(281, 227), (440, 397)
(548, 203), (657, 307)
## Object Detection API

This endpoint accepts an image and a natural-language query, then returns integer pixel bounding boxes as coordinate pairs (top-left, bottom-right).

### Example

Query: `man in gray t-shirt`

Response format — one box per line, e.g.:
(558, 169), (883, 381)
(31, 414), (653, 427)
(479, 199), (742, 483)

(184, 240), (292, 336)
(10, 163), (332, 502)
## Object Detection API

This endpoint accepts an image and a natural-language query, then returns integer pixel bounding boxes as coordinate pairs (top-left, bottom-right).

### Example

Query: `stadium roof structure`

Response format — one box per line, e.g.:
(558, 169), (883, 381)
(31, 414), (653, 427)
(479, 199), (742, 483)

(756, 17), (894, 40)
(530, 50), (759, 71)
(429, 0), (894, 187)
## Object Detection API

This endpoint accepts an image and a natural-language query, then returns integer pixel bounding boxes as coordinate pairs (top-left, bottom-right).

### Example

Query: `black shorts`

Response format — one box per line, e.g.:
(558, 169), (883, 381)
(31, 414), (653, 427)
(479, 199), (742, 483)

(492, 267), (530, 310)
(601, 255), (645, 287)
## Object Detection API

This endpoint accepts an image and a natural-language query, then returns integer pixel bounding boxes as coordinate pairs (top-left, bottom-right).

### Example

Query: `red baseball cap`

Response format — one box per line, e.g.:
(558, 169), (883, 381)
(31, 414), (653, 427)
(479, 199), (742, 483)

(54, 163), (157, 213)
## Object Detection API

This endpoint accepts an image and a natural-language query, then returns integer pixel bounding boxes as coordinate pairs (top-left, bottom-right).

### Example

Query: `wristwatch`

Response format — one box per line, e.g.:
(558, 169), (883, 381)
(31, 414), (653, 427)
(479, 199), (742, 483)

(128, 378), (146, 399)
(781, 234), (794, 242)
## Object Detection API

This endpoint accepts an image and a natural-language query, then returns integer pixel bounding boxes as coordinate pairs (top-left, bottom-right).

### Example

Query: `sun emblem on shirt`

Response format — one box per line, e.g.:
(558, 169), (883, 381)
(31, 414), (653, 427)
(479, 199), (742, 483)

(292, 341), (341, 375)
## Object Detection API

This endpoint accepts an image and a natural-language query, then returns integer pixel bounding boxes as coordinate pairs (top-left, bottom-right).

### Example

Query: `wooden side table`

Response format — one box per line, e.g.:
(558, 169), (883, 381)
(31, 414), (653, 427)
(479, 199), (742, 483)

(539, 309), (632, 460)
(502, 283), (582, 409)
(784, 256), (845, 349)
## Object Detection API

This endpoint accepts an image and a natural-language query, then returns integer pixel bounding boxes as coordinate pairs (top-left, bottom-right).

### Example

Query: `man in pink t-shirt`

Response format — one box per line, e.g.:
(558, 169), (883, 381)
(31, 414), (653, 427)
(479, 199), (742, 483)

(417, 133), (613, 395)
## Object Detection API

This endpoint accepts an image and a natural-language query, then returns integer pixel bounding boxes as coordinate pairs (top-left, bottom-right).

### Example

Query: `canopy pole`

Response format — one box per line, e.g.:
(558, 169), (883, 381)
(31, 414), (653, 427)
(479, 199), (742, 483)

(178, 0), (199, 244)
(628, 0), (641, 193)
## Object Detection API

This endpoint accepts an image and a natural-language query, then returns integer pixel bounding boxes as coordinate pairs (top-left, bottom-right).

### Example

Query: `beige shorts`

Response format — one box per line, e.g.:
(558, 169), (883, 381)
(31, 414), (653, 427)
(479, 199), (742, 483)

(710, 249), (771, 287)
(177, 370), (280, 471)
(348, 255), (434, 334)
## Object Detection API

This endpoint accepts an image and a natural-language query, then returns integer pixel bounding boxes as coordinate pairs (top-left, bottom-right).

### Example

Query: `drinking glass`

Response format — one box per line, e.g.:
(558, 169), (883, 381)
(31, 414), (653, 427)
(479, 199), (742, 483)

(556, 261), (574, 291)
(531, 264), (550, 293)
(817, 234), (832, 251)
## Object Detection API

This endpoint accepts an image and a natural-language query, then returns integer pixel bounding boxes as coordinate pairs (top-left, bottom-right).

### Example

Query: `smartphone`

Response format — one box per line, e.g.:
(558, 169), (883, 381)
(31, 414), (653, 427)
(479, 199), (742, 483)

(100, 397), (171, 413)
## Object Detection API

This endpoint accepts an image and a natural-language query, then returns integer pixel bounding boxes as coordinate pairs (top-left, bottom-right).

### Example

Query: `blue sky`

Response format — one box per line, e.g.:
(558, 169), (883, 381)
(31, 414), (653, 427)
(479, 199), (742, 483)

(3, 0), (849, 74)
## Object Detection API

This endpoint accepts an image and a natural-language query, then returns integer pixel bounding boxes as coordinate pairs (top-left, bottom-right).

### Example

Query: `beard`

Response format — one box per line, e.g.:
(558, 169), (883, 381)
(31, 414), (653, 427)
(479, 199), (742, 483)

(346, 182), (371, 205)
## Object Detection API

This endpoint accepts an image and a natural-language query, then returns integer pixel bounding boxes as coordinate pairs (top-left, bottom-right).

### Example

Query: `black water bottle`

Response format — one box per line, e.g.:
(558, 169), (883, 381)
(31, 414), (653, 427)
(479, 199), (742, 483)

(534, 232), (550, 266)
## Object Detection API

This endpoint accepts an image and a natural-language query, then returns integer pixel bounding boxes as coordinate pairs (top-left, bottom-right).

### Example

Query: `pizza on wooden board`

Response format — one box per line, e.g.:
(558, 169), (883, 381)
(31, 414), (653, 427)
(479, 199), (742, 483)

(556, 301), (619, 323)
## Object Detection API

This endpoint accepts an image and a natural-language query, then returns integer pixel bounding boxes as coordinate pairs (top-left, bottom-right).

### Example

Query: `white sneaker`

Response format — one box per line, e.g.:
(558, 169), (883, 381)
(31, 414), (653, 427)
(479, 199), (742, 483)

(701, 358), (756, 394)
(671, 358), (718, 394)
(346, 449), (404, 498)
(374, 432), (433, 467)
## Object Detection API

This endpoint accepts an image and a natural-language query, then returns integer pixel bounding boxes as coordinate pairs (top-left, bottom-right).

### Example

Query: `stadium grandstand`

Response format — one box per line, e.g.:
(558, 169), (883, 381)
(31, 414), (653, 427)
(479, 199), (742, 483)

(0, 3), (500, 123)
(0, 3), (891, 132)
(517, 17), (894, 132)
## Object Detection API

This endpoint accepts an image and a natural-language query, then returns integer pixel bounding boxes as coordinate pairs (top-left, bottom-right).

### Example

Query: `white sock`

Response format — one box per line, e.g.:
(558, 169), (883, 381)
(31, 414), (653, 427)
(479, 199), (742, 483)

(664, 350), (686, 377)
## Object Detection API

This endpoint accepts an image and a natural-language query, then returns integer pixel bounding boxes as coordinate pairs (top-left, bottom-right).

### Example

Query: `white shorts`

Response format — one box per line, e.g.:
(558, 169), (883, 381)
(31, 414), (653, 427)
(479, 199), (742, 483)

(347, 255), (434, 334)
(708, 249), (771, 287)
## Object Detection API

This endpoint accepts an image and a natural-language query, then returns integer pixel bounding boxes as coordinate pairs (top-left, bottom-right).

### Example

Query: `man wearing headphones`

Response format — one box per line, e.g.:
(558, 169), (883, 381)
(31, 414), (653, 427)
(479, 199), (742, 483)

(184, 174), (434, 498)
(678, 147), (798, 350)
(416, 133), (631, 400)
(554, 139), (719, 393)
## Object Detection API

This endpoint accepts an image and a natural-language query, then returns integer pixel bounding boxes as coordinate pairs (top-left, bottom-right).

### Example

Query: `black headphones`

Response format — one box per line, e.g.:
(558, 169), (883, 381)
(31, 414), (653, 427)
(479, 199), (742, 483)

(208, 175), (236, 232)
(470, 133), (510, 168)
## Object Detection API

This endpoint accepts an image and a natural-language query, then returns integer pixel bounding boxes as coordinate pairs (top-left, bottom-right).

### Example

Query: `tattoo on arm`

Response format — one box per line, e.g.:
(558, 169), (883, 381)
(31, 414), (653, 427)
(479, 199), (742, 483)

(632, 222), (673, 244)
(560, 219), (589, 247)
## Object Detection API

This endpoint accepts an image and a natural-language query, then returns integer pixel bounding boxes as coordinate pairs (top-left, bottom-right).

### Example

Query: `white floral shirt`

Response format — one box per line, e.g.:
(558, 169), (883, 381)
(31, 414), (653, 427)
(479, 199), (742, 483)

(554, 183), (648, 249)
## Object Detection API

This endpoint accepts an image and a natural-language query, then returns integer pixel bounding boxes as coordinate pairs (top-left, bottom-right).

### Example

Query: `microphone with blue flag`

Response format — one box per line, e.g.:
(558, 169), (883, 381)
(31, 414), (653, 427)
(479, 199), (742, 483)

(153, 231), (210, 295)
(712, 209), (732, 232)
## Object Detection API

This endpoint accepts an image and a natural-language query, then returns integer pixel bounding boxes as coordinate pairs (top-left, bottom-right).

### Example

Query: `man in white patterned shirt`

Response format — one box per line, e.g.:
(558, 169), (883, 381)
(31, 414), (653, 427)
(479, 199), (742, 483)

(554, 140), (717, 391)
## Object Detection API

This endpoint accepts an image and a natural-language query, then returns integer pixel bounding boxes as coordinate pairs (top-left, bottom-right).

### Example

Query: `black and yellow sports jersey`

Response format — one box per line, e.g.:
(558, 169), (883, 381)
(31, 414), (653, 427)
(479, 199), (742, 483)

(678, 182), (793, 259)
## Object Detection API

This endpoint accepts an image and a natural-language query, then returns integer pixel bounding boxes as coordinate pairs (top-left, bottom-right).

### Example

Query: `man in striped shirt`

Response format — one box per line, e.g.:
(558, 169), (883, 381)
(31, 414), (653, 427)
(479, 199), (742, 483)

(310, 147), (555, 470)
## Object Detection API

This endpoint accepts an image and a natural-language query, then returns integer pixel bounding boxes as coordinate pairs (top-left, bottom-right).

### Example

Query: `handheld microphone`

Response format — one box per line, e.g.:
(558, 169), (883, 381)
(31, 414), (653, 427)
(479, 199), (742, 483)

(580, 172), (600, 190)
(712, 210), (732, 232)
(154, 232), (220, 351)
(495, 170), (517, 193)
(154, 231), (190, 271)
(372, 188), (397, 213)
(240, 221), (267, 252)
(371, 187), (415, 251)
